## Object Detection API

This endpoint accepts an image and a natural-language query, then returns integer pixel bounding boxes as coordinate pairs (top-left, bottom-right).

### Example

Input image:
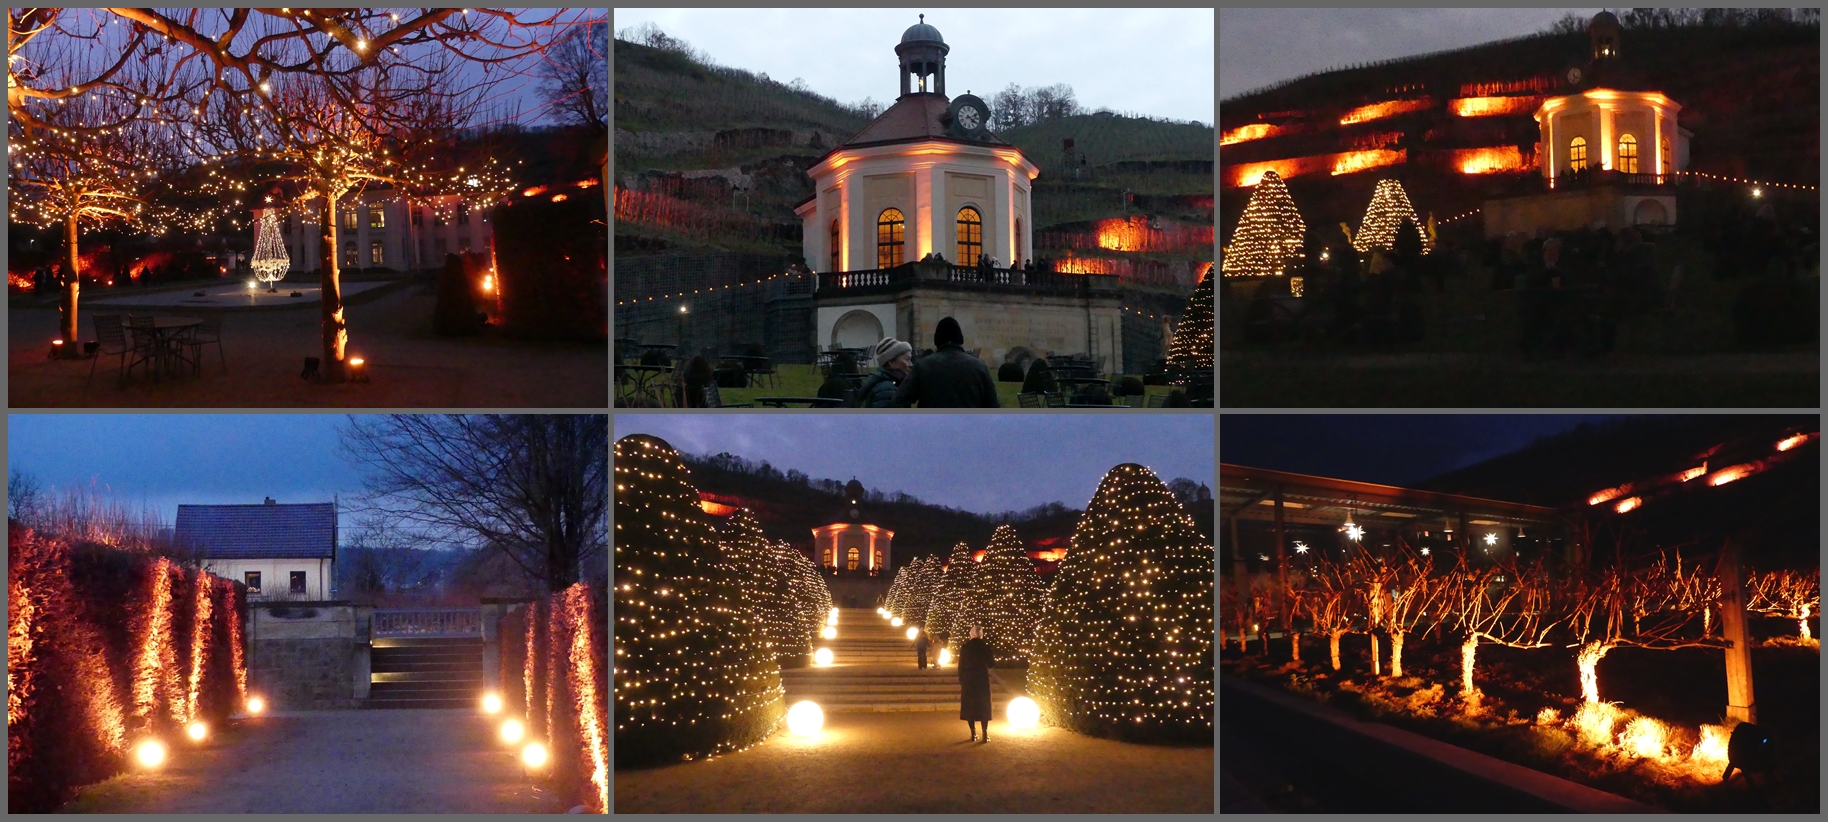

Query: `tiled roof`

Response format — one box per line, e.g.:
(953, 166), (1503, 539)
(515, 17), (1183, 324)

(841, 93), (1010, 149)
(174, 502), (336, 559)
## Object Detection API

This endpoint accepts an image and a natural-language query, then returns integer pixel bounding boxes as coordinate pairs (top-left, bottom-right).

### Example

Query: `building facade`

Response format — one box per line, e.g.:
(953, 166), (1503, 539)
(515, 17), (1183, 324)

(278, 191), (496, 273)
(174, 499), (337, 601)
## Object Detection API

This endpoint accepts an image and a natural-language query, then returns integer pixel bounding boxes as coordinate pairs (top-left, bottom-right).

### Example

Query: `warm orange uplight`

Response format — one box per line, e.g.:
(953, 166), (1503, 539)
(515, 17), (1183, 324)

(575, 178), (599, 188)
(186, 721), (208, 741)
(185, 573), (213, 726)
(482, 693), (503, 714)
(564, 583), (608, 813)
(1449, 96), (1543, 118)
(550, 194), (568, 203)
(246, 695), (265, 715)
(1691, 724), (1730, 764)
(1588, 484), (1630, 506)
(1453, 146), (1528, 175)
(1228, 158), (1311, 188)
(1221, 123), (1281, 145)
(1679, 465), (1706, 482)
(135, 739), (167, 768)
(1707, 463), (1759, 486)
(1053, 255), (1119, 276)
(698, 499), (738, 516)
(349, 357), (365, 366)
(481, 274), (495, 293)
(1777, 433), (1811, 452)
(501, 717), (526, 744)
(1614, 496), (1642, 514)
(1339, 98), (1431, 125)
(522, 186), (548, 197)
(1330, 150), (1402, 176)
(521, 741), (549, 768)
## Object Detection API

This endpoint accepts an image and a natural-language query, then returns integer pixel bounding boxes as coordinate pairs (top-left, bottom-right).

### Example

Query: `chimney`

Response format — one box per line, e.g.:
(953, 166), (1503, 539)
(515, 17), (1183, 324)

(264, 497), (276, 505)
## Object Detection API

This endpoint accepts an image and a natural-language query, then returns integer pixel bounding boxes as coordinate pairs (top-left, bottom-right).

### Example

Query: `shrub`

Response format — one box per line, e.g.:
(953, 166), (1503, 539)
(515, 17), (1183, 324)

(1164, 388), (1191, 407)
(431, 253), (484, 336)
(1115, 375), (1145, 396)
(1021, 358), (1057, 394)
(683, 356), (716, 407)
(713, 364), (747, 389)
(997, 362), (1025, 382)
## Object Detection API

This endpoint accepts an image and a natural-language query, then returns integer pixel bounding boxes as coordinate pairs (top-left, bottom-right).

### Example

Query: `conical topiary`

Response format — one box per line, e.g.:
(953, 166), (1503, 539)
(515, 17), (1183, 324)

(924, 541), (978, 647)
(1353, 179), (1433, 255)
(720, 510), (797, 666)
(1220, 170), (1305, 278)
(972, 524), (1045, 663)
(1029, 463), (1214, 743)
(1165, 263), (1213, 377)
(774, 539), (827, 666)
(884, 565), (912, 617)
(614, 435), (783, 767)
(904, 556), (944, 630)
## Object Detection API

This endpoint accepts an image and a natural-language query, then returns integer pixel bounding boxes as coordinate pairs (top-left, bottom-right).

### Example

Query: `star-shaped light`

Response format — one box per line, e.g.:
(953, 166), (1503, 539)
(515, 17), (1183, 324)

(1258, 554), (1269, 562)
(1293, 541), (1310, 554)
(1419, 547), (1431, 556)
(1343, 522), (1364, 541)
(1484, 532), (1498, 546)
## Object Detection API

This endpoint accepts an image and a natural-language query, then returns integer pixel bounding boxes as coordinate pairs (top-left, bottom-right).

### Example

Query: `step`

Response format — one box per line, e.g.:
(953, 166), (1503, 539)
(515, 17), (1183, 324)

(371, 660), (485, 674)
(370, 681), (482, 695)
(362, 696), (478, 710)
(371, 637), (484, 649)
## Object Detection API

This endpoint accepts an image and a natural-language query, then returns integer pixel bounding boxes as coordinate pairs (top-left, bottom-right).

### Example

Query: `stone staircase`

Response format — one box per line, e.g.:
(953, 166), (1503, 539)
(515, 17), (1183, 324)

(780, 608), (1010, 712)
(365, 637), (485, 709)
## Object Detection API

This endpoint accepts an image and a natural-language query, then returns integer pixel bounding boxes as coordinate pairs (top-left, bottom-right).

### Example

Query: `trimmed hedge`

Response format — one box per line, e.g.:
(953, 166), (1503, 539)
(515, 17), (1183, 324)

(499, 580), (608, 814)
(7, 523), (247, 812)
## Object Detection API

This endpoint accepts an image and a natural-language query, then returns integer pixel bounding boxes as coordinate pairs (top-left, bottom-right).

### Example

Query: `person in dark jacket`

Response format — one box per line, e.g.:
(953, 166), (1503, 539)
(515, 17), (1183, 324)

(957, 625), (995, 742)
(894, 317), (1000, 407)
(914, 628), (930, 670)
(858, 336), (912, 408)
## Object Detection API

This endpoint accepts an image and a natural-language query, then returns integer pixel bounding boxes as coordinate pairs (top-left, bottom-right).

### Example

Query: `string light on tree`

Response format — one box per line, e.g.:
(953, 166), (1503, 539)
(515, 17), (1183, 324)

(719, 510), (799, 666)
(613, 435), (784, 768)
(925, 542), (979, 654)
(1164, 263), (1214, 380)
(1220, 170), (1305, 278)
(971, 524), (1046, 663)
(250, 207), (290, 291)
(1352, 179), (1434, 255)
(1029, 464), (1213, 742)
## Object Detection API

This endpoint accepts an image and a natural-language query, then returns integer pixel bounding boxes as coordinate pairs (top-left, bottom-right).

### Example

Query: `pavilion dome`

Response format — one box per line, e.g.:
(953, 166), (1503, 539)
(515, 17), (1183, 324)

(901, 18), (944, 45)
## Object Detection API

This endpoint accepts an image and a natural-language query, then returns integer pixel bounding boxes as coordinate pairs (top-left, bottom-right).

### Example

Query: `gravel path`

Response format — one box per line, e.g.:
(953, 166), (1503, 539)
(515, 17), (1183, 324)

(10, 284), (607, 408)
(614, 709), (1213, 813)
(58, 710), (573, 813)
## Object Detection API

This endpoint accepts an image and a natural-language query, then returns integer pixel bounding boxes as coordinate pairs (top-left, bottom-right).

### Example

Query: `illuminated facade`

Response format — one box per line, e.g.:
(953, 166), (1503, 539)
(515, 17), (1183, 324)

(795, 18), (1039, 274)
(278, 191), (497, 273)
(1536, 90), (1687, 181)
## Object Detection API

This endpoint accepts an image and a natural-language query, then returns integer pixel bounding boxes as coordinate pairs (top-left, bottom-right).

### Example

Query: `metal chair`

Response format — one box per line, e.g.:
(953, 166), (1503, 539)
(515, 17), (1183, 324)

(1017, 392), (1044, 408)
(1043, 392), (1067, 408)
(125, 315), (170, 379)
(89, 313), (153, 384)
(179, 312), (225, 374)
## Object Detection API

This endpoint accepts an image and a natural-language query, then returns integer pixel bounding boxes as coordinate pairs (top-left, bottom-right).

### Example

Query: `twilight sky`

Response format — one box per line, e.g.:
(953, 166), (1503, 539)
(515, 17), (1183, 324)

(615, 414), (1214, 514)
(1220, 7), (1597, 100)
(1220, 414), (1623, 486)
(614, 7), (1215, 124)
(9, 415), (363, 527)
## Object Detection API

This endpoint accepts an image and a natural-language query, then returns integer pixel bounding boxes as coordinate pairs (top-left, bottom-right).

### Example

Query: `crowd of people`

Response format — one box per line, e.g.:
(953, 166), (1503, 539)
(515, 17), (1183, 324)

(858, 316), (1001, 407)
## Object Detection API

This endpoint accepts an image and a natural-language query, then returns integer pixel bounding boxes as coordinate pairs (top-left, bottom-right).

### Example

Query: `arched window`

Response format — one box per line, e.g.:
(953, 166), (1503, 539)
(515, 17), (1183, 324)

(1014, 217), (1023, 266)
(876, 209), (905, 268)
(956, 207), (983, 265)
(1660, 137), (1671, 173)
(872, 549), (883, 569)
(846, 546), (860, 571)
(829, 219), (841, 272)
(1568, 136), (1588, 171)
(1617, 134), (1638, 174)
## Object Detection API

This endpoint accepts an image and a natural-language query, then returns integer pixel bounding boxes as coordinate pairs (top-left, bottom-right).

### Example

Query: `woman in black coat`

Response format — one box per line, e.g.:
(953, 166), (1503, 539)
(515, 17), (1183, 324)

(956, 626), (995, 742)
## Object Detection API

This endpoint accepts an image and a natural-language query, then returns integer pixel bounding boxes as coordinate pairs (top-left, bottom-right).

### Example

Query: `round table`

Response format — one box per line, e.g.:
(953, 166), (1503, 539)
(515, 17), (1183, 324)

(125, 316), (202, 381)
(617, 364), (675, 406)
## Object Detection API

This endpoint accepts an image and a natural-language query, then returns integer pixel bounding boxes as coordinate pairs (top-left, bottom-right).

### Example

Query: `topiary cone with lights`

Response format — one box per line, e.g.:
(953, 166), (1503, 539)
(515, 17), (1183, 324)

(884, 565), (912, 617)
(1030, 463), (1214, 743)
(1219, 169), (1305, 278)
(1165, 263), (1213, 380)
(904, 556), (944, 630)
(973, 524), (1046, 663)
(925, 541), (979, 652)
(774, 539), (829, 667)
(720, 510), (798, 666)
(1353, 179), (1433, 256)
(614, 435), (783, 767)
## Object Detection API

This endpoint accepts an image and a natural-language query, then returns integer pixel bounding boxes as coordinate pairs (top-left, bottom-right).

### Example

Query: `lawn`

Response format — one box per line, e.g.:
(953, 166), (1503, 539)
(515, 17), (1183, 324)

(623, 363), (1187, 408)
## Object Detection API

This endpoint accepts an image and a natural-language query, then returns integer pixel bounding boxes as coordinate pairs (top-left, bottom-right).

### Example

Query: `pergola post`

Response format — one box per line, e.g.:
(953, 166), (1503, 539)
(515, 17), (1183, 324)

(1229, 513), (1248, 652)
(1718, 539), (1757, 724)
(1273, 488), (1289, 652)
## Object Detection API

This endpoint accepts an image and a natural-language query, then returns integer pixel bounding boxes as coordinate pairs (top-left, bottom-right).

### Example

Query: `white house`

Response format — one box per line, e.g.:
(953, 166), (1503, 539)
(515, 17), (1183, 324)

(278, 190), (497, 273)
(175, 498), (337, 601)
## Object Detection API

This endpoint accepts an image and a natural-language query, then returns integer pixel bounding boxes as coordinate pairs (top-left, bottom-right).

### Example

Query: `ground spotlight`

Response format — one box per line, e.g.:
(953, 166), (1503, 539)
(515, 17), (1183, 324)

(1008, 696), (1040, 728)
(135, 739), (167, 768)
(787, 700), (824, 736)
(246, 696), (266, 715)
(501, 718), (526, 744)
(814, 648), (834, 666)
(482, 693), (503, 714)
(186, 721), (208, 741)
(521, 741), (549, 768)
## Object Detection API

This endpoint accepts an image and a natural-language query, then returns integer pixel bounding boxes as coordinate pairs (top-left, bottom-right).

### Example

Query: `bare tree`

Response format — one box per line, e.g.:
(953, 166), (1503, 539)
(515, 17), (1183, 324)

(7, 469), (45, 524)
(1747, 567), (1820, 644)
(340, 415), (608, 592)
(1565, 550), (1722, 705)
(1441, 555), (1560, 708)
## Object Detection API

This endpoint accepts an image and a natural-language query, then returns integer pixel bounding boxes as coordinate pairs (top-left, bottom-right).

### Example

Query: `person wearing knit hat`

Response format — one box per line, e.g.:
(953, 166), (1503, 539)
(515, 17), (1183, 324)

(858, 337), (913, 407)
(893, 316), (1000, 408)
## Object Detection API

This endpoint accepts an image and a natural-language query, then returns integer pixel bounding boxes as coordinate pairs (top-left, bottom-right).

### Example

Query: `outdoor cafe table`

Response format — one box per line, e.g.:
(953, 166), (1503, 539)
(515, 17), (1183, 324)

(616, 364), (674, 406)
(754, 397), (844, 408)
(636, 343), (678, 364)
(1056, 376), (1110, 393)
(125, 316), (202, 382)
(721, 355), (772, 388)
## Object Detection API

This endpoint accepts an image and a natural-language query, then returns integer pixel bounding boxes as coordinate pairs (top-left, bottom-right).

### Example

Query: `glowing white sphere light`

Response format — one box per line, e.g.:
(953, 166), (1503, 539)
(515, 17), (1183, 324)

(481, 693), (503, 714)
(821, 626), (837, 639)
(186, 721), (208, 741)
(135, 739), (167, 768)
(891, 617), (903, 627)
(938, 648), (951, 665)
(1008, 696), (1041, 728)
(521, 741), (549, 768)
(906, 627), (919, 640)
(786, 700), (824, 736)
(246, 696), (266, 715)
(814, 648), (834, 666)
(501, 718), (526, 744)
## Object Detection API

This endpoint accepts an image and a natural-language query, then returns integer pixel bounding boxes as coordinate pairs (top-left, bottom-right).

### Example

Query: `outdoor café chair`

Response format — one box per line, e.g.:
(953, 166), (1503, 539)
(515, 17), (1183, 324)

(125, 315), (172, 378)
(1017, 392), (1044, 408)
(89, 313), (153, 384)
(179, 311), (226, 374)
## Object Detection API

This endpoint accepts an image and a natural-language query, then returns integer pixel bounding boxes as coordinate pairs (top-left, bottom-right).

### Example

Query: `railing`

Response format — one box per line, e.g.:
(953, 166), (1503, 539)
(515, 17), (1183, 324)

(817, 262), (1119, 294)
(373, 607), (482, 638)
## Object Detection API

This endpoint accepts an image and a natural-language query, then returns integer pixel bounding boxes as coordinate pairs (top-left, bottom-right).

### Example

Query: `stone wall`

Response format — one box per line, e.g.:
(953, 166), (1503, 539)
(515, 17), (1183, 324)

(1483, 186), (1676, 238)
(247, 604), (370, 710)
(614, 252), (815, 363)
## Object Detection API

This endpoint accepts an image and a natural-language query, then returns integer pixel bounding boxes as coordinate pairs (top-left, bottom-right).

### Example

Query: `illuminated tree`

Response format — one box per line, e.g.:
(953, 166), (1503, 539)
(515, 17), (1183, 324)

(777, 539), (830, 661)
(1748, 568), (1820, 645)
(1030, 464), (1213, 743)
(924, 542), (978, 646)
(1351, 179), (1433, 255)
(903, 556), (944, 630)
(1219, 170), (1304, 278)
(1302, 555), (1358, 671)
(1441, 555), (1560, 709)
(884, 565), (912, 617)
(971, 525), (1045, 663)
(1357, 547), (1446, 678)
(720, 510), (798, 666)
(1165, 263), (1213, 379)
(612, 435), (783, 767)
(1566, 551), (1723, 706)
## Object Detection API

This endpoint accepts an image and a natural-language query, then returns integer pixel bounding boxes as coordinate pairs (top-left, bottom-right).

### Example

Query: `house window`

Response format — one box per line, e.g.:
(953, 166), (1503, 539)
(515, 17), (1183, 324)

(433, 210), (446, 228)
(460, 236), (471, 254)
(875, 208), (904, 269)
(369, 202), (386, 229)
(872, 549), (882, 569)
(290, 571), (307, 594)
(1568, 136), (1587, 171)
(343, 207), (358, 230)
(846, 546), (860, 571)
(435, 238), (448, 258)
(829, 219), (841, 272)
(457, 203), (470, 226)
(245, 571), (262, 594)
(1014, 217), (1023, 266)
(1661, 137), (1671, 172)
(344, 243), (358, 269)
(1617, 133), (1638, 174)
(370, 240), (384, 266)
(411, 207), (423, 227)
(956, 206), (982, 265)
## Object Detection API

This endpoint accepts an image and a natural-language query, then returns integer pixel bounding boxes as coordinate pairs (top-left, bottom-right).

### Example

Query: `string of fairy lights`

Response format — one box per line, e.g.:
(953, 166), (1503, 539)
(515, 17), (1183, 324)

(719, 511), (800, 666)
(1029, 463), (1213, 741)
(924, 541), (980, 648)
(615, 271), (807, 307)
(973, 524), (1046, 664)
(1353, 179), (1434, 255)
(1220, 170), (1305, 278)
(1163, 264), (1213, 373)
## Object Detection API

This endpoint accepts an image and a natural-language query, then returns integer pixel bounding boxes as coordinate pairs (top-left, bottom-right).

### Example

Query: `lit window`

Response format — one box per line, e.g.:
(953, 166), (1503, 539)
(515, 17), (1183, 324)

(244, 571), (262, 594)
(1661, 137), (1671, 171)
(829, 219), (841, 272)
(956, 207), (982, 265)
(368, 202), (385, 228)
(876, 208), (904, 269)
(370, 241), (384, 265)
(344, 243), (358, 268)
(1568, 136), (1587, 171)
(411, 208), (423, 228)
(846, 546), (860, 571)
(289, 571), (307, 594)
(1617, 133), (1638, 174)
(872, 549), (882, 568)
(343, 207), (358, 230)
(457, 203), (470, 226)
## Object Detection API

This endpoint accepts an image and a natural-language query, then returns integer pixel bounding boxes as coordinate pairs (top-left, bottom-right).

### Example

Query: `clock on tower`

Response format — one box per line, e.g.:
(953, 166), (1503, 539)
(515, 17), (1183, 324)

(948, 94), (992, 139)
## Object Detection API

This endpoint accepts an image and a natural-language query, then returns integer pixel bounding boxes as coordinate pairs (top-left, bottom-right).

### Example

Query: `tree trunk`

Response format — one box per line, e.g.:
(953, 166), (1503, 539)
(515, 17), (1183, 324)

(1370, 632), (1381, 676)
(1257, 624), (1268, 656)
(1576, 641), (1610, 704)
(1801, 604), (1814, 642)
(1460, 636), (1479, 699)
(1289, 630), (1301, 664)
(319, 193), (347, 381)
(62, 211), (81, 350)
(1390, 630), (1404, 678)
(1329, 631), (1343, 671)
